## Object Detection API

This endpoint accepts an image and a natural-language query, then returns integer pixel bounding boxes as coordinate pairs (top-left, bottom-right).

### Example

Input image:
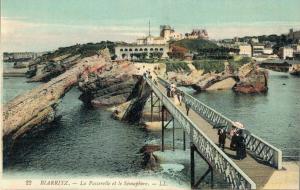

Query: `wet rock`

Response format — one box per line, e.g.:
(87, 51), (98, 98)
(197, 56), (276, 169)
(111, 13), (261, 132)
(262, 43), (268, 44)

(3, 50), (110, 159)
(289, 63), (300, 75)
(140, 145), (160, 170)
(234, 63), (268, 93)
(78, 61), (141, 107)
(191, 74), (224, 91)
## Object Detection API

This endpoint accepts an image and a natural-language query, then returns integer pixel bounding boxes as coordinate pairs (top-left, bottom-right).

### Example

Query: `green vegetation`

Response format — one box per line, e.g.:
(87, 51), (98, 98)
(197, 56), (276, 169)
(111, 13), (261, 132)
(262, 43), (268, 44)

(171, 39), (218, 51)
(228, 56), (252, 71)
(192, 56), (252, 74)
(169, 39), (238, 60)
(42, 41), (116, 61)
(165, 61), (191, 72)
(192, 60), (225, 73)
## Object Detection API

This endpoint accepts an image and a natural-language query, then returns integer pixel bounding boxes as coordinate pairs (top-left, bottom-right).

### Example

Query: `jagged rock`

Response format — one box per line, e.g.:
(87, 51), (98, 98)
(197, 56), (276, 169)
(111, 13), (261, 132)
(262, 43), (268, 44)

(140, 145), (160, 170)
(110, 101), (132, 120)
(191, 73), (222, 91)
(206, 77), (237, 91)
(121, 78), (151, 123)
(78, 61), (141, 107)
(289, 63), (300, 75)
(27, 54), (81, 82)
(234, 63), (268, 93)
(224, 61), (234, 76)
(92, 93), (131, 107)
(167, 69), (204, 86)
(3, 51), (109, 159)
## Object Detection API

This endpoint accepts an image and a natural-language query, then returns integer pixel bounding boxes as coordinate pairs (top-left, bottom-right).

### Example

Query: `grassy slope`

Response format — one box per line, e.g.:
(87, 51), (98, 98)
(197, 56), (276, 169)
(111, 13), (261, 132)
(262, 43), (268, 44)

(170, 39), (218, 51)
(41, 41), (116, 61)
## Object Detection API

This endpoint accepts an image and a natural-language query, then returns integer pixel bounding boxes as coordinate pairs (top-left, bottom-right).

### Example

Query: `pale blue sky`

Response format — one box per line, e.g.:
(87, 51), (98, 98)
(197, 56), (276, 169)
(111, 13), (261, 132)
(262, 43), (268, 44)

(1, 0), (300, 51)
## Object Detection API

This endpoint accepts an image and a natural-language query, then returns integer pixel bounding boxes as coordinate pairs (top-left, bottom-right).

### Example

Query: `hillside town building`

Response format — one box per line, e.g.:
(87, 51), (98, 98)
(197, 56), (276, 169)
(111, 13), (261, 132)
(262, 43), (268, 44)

(185, 29), (209, 40)
(160, 25), (184, 41)
(115, 44), (169, 60)
(115, 24), (210, 60)
(278, 47), (294, 59)
(251, 43), (265, 57)
(287, 29), (300, 42)
(239, 44), (252, 57)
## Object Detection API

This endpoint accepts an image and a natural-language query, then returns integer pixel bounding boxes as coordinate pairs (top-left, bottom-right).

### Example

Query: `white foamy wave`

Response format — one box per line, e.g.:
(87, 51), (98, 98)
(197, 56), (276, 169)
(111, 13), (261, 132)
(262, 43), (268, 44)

(160, 163), (185, 173)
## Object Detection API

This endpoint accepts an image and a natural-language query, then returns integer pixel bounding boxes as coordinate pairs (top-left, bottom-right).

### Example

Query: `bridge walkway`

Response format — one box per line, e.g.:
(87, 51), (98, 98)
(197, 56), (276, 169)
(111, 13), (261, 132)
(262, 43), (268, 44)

(155, 82), (275, 189)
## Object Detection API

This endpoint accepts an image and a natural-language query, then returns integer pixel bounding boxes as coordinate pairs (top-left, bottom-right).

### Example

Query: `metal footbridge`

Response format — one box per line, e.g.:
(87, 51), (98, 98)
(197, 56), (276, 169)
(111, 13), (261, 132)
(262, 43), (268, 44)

(144, 76), (282, 189)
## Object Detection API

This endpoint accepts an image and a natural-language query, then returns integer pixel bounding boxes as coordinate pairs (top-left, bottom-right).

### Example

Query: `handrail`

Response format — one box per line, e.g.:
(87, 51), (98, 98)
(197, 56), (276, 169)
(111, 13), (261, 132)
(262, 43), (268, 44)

(144, 76), (256, 189)
(157, 76), (282, 170)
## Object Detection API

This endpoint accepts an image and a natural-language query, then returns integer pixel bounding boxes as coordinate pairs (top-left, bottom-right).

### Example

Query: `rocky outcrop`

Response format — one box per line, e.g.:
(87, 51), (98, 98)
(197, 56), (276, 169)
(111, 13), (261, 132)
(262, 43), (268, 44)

(165, 61), (268, 93)
(191, 74), (235, 91)
(234, 62), (268, 93)
(78, 60), (153, 123)
(28, 54), (81, 82)
(140, 145), (160, 170)
(78, 62), (140, 106)
(289, 64), (300, 75)
(206, 77), (236, 91)
(3, 49), (110, 159)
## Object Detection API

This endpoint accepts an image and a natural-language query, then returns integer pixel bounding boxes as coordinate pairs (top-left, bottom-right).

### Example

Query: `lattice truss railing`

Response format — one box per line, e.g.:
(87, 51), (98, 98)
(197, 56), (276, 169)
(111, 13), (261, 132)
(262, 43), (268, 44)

(157, 77), (282, 170)
(145, 76), (256, 189)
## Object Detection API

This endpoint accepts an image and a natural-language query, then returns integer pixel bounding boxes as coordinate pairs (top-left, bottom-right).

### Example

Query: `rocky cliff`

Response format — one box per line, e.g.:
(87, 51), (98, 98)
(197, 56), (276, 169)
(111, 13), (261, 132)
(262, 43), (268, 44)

(3, 49), (110, 160)
(165, 61), (268, 93)
(27, 42), (116, 82)
(78, 61), (152, 123)
(233, 62), (269, 93)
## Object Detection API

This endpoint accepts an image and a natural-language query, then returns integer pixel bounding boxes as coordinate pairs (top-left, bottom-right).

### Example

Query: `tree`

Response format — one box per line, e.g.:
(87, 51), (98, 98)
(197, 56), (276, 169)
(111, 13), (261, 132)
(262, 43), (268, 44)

(168, 45), (188, 59)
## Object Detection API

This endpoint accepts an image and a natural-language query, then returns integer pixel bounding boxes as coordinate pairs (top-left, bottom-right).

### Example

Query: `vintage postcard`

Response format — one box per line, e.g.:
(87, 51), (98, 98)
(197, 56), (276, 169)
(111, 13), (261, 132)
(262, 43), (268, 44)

(1, 0), (299, 189)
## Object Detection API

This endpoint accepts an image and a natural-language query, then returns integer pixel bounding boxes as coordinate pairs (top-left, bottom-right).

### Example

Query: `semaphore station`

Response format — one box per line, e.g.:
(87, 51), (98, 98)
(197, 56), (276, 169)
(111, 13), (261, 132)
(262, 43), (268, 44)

(115, 24), (208, 60)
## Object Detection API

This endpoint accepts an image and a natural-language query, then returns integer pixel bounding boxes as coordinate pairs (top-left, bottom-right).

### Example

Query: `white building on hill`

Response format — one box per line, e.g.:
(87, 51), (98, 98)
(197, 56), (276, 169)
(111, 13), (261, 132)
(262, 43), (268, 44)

(239, 44), (252, 57)
(115, 44), (169, 60)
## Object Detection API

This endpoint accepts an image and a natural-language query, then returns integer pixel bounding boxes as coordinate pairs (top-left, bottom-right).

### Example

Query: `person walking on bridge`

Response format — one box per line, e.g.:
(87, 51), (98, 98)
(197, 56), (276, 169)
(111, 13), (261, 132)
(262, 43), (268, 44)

(218, 127), (227, 150)
(230, 122), (245, 150)
(236, 130), (246, 160)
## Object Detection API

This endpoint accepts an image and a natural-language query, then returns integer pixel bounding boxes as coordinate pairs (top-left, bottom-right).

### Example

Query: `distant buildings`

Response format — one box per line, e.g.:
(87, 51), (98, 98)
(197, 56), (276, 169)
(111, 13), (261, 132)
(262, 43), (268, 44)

(251, 43), (265, 57)
(238, 42), (275, 59)
(185, 29), (209, 40)
(115, 44), (169, 60)
(136, 25), (184, 46)
(263, 48), (273, 55)
(3, 52), (48, 62)
(287, 29), (300, 42)
(239, 44), (252, 57)
(115, 24), (209, 60)
(160, 25), (184, 41)
(278, 47), (294, 59)
(136, 35), (165, 45)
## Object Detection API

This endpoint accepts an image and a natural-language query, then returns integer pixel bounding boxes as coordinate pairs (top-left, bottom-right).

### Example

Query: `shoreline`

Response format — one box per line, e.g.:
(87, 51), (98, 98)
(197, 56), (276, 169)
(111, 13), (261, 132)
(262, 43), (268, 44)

(3, 73), (27, 77)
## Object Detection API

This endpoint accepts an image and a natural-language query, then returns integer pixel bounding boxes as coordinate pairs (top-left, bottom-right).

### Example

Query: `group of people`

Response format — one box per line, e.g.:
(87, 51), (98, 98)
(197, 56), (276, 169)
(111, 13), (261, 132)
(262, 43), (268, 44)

(143, 70), (152, 79)
(166, 83), (183, 106)
(217, 122), (247, 160)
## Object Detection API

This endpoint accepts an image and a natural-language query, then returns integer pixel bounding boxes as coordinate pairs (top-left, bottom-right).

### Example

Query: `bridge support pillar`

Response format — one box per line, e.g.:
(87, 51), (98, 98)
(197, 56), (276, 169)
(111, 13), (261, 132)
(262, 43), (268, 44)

(150, 91), (153, 122)
(150, 92), (160, 122)
(183, 105), (190, 151)
(161, 105), (165, 152)
(172, 118), (175, 151)
(160, 105), (174, 152)
(190, 144), (214, 189)
(183, 131), (186, 151)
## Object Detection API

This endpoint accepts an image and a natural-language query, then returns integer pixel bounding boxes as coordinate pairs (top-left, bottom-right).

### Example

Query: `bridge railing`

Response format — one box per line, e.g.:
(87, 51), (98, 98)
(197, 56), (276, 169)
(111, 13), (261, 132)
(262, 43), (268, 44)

(145, 76), (256, 190)
(157, 77), (282, 170)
